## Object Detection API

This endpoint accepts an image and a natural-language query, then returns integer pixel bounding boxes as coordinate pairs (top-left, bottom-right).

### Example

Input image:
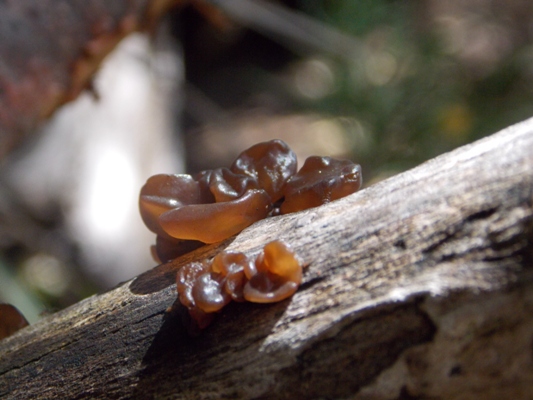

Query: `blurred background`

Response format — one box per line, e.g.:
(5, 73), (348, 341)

(1, 0), (532, 323)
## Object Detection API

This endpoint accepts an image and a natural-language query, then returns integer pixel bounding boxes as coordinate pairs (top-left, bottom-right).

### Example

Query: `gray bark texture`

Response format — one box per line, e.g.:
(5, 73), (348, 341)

(1, 117), (532, 399)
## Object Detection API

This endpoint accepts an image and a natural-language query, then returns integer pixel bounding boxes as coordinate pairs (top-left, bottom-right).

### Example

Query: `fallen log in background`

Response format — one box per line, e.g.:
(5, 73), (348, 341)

(0, 117), (532, 399)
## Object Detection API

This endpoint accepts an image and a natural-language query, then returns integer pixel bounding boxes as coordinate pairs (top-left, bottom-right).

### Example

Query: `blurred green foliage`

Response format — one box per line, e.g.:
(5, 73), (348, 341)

(292, 0), (533, 181)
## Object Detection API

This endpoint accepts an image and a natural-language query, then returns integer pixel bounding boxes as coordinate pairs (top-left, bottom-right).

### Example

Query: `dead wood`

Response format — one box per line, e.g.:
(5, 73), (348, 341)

(0, 118), (532, 399)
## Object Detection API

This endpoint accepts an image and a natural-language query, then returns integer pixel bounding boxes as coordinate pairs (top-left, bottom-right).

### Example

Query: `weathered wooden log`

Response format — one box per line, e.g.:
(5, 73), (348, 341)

(1, 118), (532, 399)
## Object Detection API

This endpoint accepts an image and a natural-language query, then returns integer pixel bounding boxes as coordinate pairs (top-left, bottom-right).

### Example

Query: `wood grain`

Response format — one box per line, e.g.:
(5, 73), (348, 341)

(1, 118), (532, 399)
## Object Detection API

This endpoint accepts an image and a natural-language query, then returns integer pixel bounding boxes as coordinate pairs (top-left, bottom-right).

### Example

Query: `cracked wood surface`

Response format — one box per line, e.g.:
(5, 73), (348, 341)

(0, 118), (532, 399)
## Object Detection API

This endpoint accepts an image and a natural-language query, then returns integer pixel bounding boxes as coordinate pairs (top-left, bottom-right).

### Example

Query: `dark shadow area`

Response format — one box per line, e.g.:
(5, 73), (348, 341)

(261, 300), (437, 399)
(130, 295), (437, 399)
(131, 297), (290, 399)
(129, 240), (232, 295)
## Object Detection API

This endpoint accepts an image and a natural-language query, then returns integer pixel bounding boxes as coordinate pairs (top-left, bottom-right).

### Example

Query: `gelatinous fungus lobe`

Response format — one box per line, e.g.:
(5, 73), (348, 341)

(176, 260), (215, 330)
(197, 167), (255, 202)
(175, 241), (304, 331)
(176, 261), (210, 310)
(139, 140), (298, 249)
(230, 139), (298, 202)
(159, 189), (271, 243)
(211, 251), (252, 302)
(244, 240), (303, 303)
(281, 156), (362, 214)
(139, 140), (362, 265)
(139, 173), (211, 237)
(176, 251), (251, 326)
(0, 304), (29, 340)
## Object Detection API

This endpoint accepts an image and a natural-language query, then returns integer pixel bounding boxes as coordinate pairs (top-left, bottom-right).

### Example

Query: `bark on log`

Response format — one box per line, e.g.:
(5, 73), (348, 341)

(0, 0), (180, 159)
(1, 118), (532, 399)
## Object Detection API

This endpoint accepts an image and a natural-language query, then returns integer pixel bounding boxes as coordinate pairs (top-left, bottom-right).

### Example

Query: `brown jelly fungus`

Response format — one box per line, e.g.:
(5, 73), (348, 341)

(176, 240), (303, 330)
(139, 139), (361, 261)
(280, 156), (362, 215)
(243, 240), (302, 303)
(0, 304), (29, 340)
(139, 140), (297, 256)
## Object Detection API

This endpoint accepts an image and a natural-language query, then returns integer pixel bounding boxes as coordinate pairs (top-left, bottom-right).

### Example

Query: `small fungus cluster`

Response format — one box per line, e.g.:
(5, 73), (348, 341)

(176, 240), (302, 330)
(139, 139), (362, 331)
(139, 139), (362, 263)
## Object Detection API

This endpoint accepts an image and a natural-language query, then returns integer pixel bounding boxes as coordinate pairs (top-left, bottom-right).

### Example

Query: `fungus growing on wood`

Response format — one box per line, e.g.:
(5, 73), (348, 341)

(211, 251), (251, 302)
(139, 139), (362, 261)
(139, 173), (212, 238)
(281, 156), (362, 214)
(176, 241), (304, 330)
(243, 240), (302, 303)
(139, 140), (298, 253)
(159, 189), (271, 243)
(229, 139), (298, 202)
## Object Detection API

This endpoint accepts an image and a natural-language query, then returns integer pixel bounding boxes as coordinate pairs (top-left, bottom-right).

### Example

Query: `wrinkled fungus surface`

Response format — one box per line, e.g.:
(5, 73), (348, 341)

(230, 139), (298, 201)
(139, 139), (361, 262)
(176, 240), (303, 330)
(139, 140), (300, 259)
(139, 140), (362, 332)
(281, 156), (362, 214)
(243, 240), (302, 303)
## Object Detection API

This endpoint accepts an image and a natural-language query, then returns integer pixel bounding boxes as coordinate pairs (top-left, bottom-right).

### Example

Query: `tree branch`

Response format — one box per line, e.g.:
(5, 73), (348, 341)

(1, 118), (532, 399)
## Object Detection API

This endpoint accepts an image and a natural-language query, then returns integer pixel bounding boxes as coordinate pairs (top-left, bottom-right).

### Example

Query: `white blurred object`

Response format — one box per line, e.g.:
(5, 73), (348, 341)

(6, 30), (184, 287)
